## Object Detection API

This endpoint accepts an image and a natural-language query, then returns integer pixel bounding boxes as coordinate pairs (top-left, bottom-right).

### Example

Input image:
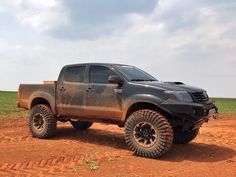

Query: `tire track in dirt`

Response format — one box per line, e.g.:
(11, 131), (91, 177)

(0, 122), (128, 176)
(0, 135), (32, 144)
(0, 149), (129, 176)
(0, 155), (83, 176)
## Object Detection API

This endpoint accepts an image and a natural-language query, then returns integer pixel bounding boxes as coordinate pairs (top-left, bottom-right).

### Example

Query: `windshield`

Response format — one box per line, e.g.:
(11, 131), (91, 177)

(115, 65), (157, 82)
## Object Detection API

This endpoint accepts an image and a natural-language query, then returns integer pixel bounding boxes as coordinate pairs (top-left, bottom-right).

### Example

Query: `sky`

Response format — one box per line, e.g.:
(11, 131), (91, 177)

(0, 0), (235, 98)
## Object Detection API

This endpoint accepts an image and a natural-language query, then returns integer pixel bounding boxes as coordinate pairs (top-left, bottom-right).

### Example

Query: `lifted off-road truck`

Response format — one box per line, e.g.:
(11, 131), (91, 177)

(18, 63), (218, 158)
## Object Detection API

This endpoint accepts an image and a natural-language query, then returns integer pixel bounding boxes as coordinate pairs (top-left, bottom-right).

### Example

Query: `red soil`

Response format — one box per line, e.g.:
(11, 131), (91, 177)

(0, 116), (235, 177)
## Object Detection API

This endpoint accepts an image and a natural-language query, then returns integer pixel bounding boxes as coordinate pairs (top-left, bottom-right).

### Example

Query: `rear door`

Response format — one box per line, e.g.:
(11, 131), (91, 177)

(57, 65), (88, 117)
(85, 65), (123, 119)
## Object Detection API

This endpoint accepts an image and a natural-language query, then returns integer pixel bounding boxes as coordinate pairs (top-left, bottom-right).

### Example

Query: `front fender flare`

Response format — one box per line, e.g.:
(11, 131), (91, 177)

(122, 94), (171, 122)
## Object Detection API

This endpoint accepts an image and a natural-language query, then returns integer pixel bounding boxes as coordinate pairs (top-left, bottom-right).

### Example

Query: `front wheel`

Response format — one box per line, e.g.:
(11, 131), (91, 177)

(173, 128), (199, 144)
(29, 104), (57, 139)
(124, 110), (173, 158)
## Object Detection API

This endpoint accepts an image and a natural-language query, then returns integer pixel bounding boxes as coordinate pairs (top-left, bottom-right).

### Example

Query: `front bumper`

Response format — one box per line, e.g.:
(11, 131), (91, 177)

(194, 107), (218, 129)
(161, 99), (218, 130)
(208, 107), (219, 118)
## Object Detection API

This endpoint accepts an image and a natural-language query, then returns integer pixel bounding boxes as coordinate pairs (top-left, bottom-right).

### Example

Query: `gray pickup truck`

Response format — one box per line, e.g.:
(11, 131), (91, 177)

(17, 63), (218, 158)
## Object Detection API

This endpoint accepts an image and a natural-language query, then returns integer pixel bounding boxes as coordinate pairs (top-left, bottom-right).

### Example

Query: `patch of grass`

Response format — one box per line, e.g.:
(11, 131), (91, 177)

(82, 158), (99, 171)
(212, 98), (236, 114)
(71, 165), (81, 173)
(0, 91), (27, 120)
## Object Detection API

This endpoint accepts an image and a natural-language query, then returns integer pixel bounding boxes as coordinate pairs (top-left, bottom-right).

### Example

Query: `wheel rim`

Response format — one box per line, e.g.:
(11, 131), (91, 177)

(33, 113), (44, 131)
(133, 122), (157, 147)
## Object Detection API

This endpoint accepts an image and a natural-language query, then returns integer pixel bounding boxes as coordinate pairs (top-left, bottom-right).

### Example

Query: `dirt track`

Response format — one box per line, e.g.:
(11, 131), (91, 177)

(0, 116), (235, 177)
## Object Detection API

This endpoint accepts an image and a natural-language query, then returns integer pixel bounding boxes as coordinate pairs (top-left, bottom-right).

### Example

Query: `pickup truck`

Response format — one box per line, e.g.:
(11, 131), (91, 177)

(17, 63), (218, 158)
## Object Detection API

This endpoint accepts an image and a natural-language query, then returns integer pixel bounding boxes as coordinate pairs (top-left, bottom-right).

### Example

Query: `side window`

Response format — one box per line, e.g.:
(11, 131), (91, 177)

(89, 66), (116, 84)
(63, 66), (86, 83)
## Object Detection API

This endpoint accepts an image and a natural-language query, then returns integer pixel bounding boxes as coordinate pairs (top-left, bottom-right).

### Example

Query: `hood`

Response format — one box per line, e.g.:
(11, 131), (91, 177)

(135, 81), (205, 93)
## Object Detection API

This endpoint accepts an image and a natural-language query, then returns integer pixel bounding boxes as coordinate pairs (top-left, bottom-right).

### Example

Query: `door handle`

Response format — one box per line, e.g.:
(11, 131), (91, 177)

(60, 87), (66, 92)
(114, 88), (122, 94)
(86, 87), (93, 93)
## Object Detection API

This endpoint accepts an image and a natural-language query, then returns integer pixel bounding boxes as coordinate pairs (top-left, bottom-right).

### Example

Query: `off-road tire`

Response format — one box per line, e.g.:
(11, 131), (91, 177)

(70, 121), (93, 130)
(173, 128), (199, 144)
(29, 104), (57, 139)
(124, 109), (173, 158)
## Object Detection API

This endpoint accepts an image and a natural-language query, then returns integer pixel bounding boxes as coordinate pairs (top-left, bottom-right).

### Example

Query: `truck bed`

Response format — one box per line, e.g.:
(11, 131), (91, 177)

(18, 83), (56, 110)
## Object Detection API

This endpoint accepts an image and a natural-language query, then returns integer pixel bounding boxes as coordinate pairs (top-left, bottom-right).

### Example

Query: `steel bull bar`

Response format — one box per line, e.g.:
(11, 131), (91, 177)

(193, 107), (219, 130)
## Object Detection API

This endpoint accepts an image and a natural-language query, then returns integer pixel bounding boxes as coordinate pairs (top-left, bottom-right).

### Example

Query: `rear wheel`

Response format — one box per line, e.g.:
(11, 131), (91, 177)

(70, 120), (93, 130)
(29, 104), (57, 139)
(173, 128), (199, 144)
(124, 109), (173, 158)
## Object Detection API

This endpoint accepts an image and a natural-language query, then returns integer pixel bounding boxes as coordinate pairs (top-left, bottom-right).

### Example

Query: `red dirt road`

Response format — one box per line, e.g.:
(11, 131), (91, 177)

(0, 116), (235, 177)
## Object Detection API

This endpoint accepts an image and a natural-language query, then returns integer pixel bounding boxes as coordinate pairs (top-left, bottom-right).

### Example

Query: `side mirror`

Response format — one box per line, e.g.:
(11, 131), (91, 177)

(108, 75), (123, 85)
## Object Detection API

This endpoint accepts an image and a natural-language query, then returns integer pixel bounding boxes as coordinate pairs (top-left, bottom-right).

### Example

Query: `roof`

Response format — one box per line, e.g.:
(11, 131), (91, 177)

(64, 63), (131, 68)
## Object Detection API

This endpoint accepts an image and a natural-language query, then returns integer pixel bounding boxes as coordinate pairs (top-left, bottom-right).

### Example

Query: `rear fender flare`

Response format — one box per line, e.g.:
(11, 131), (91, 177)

(28, 91), (56, 115)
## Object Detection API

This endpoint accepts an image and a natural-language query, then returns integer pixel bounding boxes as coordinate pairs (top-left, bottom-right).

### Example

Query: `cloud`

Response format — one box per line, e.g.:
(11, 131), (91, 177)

(0, 0), (68, 32)
(50, 0), (158, 39)
(0, 0), (235, 97)
(0, 0), (157, 39)
(61, 0), (157, 24)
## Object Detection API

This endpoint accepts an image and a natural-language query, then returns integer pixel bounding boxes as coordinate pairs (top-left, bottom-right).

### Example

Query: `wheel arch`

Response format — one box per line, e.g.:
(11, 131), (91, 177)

(29, 92), (56, 115)
(31, 97), (50, 108)
(123, 101), (172, 123)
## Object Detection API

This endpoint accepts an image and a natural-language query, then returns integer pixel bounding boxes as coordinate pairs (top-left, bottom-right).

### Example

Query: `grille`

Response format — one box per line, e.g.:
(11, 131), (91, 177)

(191, 92), (209, 103)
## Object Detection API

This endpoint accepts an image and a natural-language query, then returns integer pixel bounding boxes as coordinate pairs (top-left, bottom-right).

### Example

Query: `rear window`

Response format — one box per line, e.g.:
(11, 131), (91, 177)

(63, 66), (86, 83)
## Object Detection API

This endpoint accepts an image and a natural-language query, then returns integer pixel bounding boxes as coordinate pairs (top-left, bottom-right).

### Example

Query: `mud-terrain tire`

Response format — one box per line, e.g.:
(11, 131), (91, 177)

(70, 121), (93, 130)
(173, 128), (199, 144)
(29, 104), (57, 139)
(125, 109), (173, 158)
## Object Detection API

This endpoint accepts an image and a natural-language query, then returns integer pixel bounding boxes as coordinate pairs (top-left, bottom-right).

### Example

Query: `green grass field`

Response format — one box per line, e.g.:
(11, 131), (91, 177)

(213, 98), (236, 114)
(0, 91), (27, 120)
(0, 91), (235, 120)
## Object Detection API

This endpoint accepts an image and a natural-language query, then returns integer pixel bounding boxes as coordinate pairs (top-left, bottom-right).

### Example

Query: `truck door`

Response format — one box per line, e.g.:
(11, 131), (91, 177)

(86, 65), (123, 120)
(57, 65), (88, 117)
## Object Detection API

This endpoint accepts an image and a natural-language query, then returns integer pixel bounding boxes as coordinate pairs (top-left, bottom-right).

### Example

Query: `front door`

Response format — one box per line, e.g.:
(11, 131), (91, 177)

(57, 65), (87, 117)
(86, 65), (123, 119)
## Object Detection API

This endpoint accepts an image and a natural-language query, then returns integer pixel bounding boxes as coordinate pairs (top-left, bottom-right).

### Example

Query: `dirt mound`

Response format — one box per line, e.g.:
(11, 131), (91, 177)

(0, 116), (235, 177)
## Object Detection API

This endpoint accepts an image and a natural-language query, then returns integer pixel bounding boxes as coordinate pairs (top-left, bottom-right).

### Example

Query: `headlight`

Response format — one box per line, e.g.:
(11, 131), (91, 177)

(165, 91), (193, 102)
